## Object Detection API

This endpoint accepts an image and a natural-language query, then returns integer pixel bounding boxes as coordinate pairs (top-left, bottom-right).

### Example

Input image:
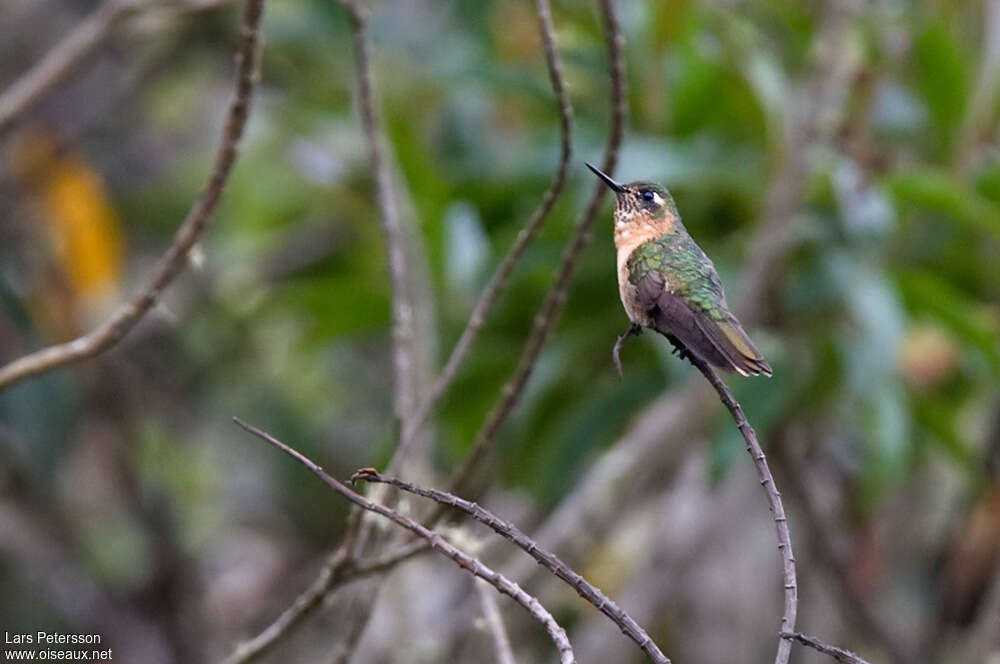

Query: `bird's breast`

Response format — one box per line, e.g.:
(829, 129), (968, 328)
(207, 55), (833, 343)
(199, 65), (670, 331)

(614, 226), (666, 326)
(616, 247), (660, 326)
(617, 261), (646, 325)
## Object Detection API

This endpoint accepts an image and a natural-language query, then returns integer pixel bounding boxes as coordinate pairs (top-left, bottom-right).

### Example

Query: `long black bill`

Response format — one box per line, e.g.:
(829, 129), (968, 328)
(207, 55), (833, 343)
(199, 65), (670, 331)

(586, 163), (622, 193)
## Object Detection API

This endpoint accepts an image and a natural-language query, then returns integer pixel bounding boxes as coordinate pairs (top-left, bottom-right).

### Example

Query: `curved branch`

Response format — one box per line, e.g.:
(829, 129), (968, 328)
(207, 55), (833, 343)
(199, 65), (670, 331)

(445, 0), (626, 501)
(0, 0), (265, 393)
(0, 0), (241, 141)
(218, 1), (428, 658)
(398, 0), (574, 456)
(476, 579), (518, 664)
(0, 0), (132, 138)
(233, 418), (576, 664)
(217, 2), (581, 657)
(337, 0), (419, 435)
(352, 468), (671, 664)
(685, 357), (797, 664)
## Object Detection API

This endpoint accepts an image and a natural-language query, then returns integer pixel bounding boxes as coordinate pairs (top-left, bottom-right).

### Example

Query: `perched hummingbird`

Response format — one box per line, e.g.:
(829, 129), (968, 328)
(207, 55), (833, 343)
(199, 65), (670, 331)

(587, 163), (772, 377)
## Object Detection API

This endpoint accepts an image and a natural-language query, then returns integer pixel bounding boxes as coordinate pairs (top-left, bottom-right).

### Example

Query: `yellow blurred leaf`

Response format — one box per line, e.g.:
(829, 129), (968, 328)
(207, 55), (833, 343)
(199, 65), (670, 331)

(13, 132), (125, 315)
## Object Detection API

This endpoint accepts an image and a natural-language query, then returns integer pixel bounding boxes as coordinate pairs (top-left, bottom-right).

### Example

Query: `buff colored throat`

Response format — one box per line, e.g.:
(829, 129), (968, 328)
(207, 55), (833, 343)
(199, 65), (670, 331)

(613, 212), (676, 277)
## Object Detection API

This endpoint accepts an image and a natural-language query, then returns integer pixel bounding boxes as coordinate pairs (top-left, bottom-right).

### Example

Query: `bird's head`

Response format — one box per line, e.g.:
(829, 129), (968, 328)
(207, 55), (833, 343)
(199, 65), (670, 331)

(586, 163), (679, 233)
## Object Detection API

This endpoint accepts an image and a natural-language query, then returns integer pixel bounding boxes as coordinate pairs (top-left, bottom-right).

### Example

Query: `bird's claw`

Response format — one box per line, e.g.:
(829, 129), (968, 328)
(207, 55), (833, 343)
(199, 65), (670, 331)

(665, 334), (692, 363)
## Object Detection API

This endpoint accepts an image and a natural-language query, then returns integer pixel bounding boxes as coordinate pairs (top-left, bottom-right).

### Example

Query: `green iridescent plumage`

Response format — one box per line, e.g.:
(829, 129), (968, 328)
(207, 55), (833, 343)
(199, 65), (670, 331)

(626, 231), (727, 321)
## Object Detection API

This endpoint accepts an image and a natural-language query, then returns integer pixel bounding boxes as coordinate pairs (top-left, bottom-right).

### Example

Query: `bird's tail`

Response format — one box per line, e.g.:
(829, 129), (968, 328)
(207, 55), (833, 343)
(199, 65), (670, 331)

(650, 291), (772, 377)
(696, 315), (772, 377)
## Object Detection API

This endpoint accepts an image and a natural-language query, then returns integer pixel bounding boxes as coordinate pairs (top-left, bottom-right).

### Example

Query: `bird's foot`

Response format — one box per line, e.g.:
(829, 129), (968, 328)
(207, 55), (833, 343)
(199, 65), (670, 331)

(666, 334), (692, 363)
(613, 323), (642, 380)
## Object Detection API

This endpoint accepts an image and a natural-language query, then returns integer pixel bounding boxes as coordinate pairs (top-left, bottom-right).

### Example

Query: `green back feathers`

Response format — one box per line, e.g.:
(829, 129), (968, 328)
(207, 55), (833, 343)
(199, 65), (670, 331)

(627, 233), (728, 320)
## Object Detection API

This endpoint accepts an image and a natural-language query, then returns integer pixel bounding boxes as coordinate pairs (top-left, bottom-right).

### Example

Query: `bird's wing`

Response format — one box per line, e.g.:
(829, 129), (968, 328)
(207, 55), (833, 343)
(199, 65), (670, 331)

(634, 269), (772, 377)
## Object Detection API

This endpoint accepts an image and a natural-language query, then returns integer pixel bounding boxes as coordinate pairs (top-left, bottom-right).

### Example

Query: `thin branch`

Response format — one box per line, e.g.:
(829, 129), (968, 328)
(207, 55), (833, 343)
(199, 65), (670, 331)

(0, 0), (133, 138)
(221, 545), (349, 664)
(444, 0), (626, 501)
(685, 356), (798, 664)
(338, 0), (418, 437)
(319, 2), (436, 658)
(232, 418), (576, 664)
(0, 0), (239, 140)
(352, 468), (670, 664)
(351, 538), (431, 575)
(0, 0), (265, 394)
(224, 0), (609, 656)
(476, 579), (518, 664)
(219, 538), (429, 664)
(781, 632), (873, 664)
(398, 0), (574, 455)
(216, 1), (581, 656)
(219, 2), (423, 659)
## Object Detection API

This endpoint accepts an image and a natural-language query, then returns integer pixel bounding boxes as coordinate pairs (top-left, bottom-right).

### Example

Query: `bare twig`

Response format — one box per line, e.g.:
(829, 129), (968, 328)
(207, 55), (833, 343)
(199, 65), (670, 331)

(350, 538), (431, 574)
(219, 2), (425, 659)
(684, 356), (797, 664)
(444, 0), (626, 501)
(781, 632), (873, 664)
(232, 418), (576, 664)
(0, 0), (265, 394)
(224, 0), (610, 656)
(320, 2), (437, 659)
(476, 579), (518, 664)
(217, 1), (580, 656)
(398, 0), (574, 455)
(0, 0), (133, 138)
(221, 545), (348, 664)
(0, 0), (239, 140)
(352, 468), (671, 664)
(337, 0), (418, 438)
(219, 538), (429, 664)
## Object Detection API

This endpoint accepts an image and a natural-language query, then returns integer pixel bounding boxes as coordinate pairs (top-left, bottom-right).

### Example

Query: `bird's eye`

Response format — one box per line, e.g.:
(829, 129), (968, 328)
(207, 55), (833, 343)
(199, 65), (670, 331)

(640, 190), (655, 202)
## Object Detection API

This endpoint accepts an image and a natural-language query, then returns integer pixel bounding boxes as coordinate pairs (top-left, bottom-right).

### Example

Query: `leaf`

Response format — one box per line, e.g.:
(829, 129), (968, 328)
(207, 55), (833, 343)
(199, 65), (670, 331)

(13, 133), (124, 309)
(885, 169), (1000, 236)
(912, 20), (971, 156)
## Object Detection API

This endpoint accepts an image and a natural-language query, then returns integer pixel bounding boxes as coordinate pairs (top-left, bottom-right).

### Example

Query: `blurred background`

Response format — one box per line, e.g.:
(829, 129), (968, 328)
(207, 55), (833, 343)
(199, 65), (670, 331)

(1, 0), (999, 662)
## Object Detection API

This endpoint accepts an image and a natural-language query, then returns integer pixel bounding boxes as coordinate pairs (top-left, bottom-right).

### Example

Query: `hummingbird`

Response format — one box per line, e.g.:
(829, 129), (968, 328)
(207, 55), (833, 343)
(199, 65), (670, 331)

(587, 163), (772, 378)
